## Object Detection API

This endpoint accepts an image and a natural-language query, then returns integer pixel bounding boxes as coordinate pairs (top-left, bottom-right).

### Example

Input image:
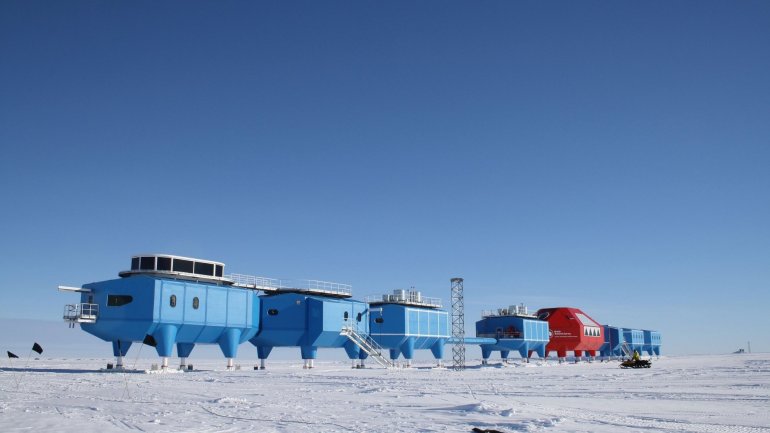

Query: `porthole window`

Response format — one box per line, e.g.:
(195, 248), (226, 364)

(170, 294), (177, 308)
(268, 309), (279, 316)
(192, 297), (200, 309)
(356, 312), (362, 322)
(374, 317), (384, 324)
(343, 311), (349, 321)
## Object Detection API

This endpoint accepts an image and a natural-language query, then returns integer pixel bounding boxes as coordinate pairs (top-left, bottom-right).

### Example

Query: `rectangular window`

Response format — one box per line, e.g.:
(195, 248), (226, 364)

(215, 265), (223, 277)
(173, 259), (193, 273)
(156, 257), (171, 271)
(108, 295), (133, 306)
(131, 257), (139, 270)
(194, 262), (214, 276)
(140, 256), (155, 270)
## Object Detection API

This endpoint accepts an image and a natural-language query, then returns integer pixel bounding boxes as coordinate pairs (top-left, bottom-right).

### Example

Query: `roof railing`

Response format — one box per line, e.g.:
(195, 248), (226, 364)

(365, 294), (443, 308)
(227, 274), (352, 296)
(481, 308), (535, 318)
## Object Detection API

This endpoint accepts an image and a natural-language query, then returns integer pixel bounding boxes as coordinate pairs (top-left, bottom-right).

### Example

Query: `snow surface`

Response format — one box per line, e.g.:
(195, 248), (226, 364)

(1, 353), (769, 433)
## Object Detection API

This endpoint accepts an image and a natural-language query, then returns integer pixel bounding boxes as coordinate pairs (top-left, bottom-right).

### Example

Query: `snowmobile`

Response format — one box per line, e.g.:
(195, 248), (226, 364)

(620, 358), (651, 368)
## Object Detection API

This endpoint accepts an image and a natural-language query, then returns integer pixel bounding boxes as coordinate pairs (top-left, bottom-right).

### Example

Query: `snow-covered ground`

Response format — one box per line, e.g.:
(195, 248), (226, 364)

(1, 353), (768, 433)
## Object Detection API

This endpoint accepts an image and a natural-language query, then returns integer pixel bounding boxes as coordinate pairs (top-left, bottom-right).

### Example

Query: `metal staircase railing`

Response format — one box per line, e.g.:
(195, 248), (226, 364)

(340, 325), (393, 368)
(620, 341), (633, 358)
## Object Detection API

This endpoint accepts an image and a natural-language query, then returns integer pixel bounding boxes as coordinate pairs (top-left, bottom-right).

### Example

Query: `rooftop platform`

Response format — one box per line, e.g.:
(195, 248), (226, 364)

(228, 274), (353, 298)
(365, 290), (443, 309)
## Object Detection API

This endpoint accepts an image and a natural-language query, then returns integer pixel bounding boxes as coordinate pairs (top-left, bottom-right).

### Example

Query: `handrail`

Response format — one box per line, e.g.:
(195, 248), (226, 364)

(228, 274), (282, 289)
(63, 303), (99, 323)
(481, 309), (535, 318)
(227, 273), (352, 296)
(478, 331), (522, 339)
(365, 295), (442, 308)
(341, 325), (393, 368)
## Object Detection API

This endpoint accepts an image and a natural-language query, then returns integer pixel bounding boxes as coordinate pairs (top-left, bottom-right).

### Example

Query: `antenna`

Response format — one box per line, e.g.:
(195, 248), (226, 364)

(450, 277), (465, 370)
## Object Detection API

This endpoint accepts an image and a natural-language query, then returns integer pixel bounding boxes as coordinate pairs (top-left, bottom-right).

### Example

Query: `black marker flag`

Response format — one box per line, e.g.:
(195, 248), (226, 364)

(32, 343), (43, 355)
(7, 351), (18, 359)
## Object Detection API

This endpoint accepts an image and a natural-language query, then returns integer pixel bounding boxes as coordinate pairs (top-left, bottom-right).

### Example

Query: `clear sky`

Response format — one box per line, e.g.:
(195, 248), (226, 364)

(1, 1), (768, 356)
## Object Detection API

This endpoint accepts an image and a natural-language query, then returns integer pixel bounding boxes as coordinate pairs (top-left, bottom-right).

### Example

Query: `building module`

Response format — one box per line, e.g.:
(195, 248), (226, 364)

(365, 289), (450, 367)
(475, 304), (549, 364)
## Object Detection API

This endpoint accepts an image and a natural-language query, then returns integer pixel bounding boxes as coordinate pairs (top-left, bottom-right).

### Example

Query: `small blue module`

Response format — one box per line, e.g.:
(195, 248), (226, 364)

(249, 291), (369, 369)
(365, 290), (450, 367)
(643, 330), (662, 356)
(600, 325), (661, 359)
(475, 304), (549, 364)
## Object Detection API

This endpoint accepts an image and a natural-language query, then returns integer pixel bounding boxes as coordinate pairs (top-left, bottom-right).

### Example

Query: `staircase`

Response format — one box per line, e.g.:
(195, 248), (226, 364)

(340, 325), (394, 368)
(620, 341), (633, 358)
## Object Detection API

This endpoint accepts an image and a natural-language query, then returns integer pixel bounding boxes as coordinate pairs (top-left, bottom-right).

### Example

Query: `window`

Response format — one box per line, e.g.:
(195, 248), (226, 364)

(192, 297), (199, 309)
(170, 295), (177, 307)
(157, 257), (171, 271)
(194, 261), (214, 276)
(131, 257), (139, 270)
(108, 295), (133, 306)
(357, 312), (362, 322)
(140, 256), (155, 270)
(268, 309), (279, 316)
(173, 259), (194, 273)
(374, 317), (384, 324)
(343, 311), (349, 321)
(215, 265), (223, 277)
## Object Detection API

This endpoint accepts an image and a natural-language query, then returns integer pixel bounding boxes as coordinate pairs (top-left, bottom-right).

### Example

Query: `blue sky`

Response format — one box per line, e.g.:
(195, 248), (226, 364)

(1, 1), (768, 356)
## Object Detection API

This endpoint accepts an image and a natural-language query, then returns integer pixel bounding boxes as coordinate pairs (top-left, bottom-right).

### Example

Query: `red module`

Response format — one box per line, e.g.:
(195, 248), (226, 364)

(536, 307), (604, 360)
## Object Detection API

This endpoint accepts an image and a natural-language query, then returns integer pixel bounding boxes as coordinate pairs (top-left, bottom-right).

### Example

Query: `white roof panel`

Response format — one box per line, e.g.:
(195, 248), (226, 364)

(576, 313), (600, 327)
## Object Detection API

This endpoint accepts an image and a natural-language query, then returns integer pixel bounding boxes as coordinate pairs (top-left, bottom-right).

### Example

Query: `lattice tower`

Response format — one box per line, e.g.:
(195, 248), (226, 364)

(450, 277), (465, 370)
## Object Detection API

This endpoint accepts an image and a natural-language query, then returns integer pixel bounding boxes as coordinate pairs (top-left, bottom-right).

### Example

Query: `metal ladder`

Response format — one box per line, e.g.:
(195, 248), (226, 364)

(340, 325), (394, 368)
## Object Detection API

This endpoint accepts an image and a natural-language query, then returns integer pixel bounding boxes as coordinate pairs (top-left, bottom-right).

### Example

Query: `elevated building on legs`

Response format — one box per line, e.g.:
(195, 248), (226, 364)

(364, 290), (449, 368)
(475, 304), (549, 365)
(536, 307), (603, 363)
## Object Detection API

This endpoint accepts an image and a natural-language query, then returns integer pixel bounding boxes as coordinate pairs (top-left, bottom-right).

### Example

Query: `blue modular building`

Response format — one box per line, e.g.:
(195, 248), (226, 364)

(600, 325), (624, 358)
(600, 325), (661, 359)
(643, 330), (662, 356)
(475, 304), (549, 364)
(249, 291), (369, 369)
(624, 329), (645, 354)
(365, 290), (450, 367)
(61, 254), (260, 370)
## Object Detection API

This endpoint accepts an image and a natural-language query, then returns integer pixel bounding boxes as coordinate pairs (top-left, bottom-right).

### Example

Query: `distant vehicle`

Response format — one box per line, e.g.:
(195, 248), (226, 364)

(620, 359), (652, 368)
